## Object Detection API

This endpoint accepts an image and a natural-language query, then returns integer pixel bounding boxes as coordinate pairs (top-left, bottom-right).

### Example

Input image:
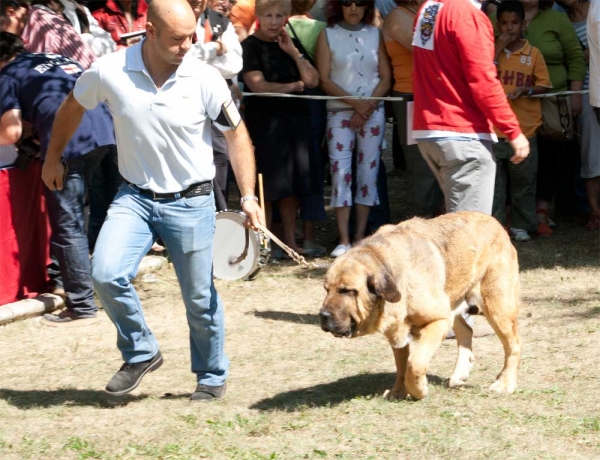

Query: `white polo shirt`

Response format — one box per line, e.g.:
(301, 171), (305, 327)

(74, 40), (232, 193)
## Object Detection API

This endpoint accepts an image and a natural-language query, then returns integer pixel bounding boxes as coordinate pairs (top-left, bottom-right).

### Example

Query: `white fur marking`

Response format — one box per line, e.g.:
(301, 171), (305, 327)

(398, 332), (414, 349)
(451, 301), (470, 321)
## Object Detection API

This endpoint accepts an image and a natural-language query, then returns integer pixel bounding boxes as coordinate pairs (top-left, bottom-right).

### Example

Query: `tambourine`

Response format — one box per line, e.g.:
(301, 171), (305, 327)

(213, 211), (270, 281)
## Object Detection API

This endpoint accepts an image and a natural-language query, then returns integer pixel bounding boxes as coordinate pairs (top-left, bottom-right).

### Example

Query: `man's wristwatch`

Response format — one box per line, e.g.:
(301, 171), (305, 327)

(240, 195), (259, 207)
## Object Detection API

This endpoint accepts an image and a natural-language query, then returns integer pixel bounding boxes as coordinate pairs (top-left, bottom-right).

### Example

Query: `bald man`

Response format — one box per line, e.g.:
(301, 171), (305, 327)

(43, 0), (264, 401)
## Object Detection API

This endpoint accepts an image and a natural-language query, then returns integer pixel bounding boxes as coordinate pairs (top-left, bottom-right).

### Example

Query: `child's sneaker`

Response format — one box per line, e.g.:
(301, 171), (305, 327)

(509, 228), (531, 242)
(536, 208), (554, 237)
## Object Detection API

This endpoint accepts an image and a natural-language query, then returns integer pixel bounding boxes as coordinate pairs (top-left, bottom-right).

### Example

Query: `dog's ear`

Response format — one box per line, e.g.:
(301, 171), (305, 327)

(367, 272), (401, 303)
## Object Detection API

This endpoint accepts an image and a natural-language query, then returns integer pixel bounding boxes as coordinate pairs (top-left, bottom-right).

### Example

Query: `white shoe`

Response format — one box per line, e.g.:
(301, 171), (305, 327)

(330, 244), (351, 258)
(509, 227), (531, 242)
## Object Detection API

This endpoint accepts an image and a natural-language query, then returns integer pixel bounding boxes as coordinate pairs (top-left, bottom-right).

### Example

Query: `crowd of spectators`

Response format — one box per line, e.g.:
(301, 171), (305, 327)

(1, 0), (598, 274)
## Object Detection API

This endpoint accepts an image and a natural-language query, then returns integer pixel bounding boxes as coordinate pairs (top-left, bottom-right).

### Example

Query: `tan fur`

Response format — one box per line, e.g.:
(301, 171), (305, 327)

(320, 211), (522, 400)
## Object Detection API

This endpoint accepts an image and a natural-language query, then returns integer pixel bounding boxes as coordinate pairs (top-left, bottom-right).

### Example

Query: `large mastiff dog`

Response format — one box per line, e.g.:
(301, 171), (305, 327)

(319, 212), (521, 400)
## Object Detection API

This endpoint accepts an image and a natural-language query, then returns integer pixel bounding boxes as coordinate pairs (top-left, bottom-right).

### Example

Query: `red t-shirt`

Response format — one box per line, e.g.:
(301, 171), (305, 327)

(92, 0), (148, 49)
(412, 0), (521, 141)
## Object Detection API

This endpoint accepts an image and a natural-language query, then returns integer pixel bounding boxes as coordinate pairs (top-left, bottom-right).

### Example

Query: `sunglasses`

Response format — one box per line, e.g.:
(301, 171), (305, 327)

(340, 0), (368, 7)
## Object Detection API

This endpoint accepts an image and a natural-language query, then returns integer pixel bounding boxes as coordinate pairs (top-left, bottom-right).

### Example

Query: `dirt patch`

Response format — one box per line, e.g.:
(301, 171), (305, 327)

(0, 137), (599, 459)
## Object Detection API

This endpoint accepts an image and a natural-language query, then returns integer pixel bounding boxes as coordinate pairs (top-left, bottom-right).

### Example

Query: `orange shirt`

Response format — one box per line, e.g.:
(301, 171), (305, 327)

(495, 41), (552, 138)
(385, 40), (413, 94)
(230, 0), (256, 32)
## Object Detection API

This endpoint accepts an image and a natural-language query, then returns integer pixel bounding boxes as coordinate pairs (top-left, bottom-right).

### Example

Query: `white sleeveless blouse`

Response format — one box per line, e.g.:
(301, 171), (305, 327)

(324, 23), (381, 110)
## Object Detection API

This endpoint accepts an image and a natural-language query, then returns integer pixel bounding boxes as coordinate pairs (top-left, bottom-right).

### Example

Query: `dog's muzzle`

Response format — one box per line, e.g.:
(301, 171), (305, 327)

(319, 309), (356, 338)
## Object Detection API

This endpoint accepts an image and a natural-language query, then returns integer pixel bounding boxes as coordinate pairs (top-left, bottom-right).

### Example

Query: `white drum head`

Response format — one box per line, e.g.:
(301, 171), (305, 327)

(213, 211), (261, 280)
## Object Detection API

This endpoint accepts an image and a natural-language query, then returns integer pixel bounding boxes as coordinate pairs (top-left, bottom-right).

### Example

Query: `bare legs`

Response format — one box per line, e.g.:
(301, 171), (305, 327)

(267, 196), (305, 254)
(335, 204), (371, 247)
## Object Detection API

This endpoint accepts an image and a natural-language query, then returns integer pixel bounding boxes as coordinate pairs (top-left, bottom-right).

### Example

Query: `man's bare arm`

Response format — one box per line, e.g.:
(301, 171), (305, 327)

(222, 121), (265, 229)
(42, 92), (86, 191)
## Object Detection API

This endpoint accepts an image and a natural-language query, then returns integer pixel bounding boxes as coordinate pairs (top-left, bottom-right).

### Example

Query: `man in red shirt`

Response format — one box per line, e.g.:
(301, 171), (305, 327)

(92, 0), (148, 49)
(412, 0), (529, 214)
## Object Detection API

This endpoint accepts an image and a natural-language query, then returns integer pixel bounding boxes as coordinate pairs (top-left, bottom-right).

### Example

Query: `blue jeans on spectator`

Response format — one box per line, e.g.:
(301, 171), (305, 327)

(91, 184), (228, 386)
(44, 146), (109, 317)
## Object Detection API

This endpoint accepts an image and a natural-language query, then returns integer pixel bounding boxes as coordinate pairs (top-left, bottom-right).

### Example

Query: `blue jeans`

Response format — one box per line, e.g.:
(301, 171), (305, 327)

(44, 146), (109, 317)
(91, 184), (228, 386)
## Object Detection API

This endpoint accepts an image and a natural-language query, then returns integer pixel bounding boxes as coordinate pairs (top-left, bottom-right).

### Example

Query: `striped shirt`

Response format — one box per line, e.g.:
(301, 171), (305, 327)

(21, 5), (96, 70)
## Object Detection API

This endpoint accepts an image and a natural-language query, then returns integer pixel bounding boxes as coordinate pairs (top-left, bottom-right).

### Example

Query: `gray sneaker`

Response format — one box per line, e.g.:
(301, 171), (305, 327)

(41, 309), (98, 327)
(190, 382), (227, 402)
(509, 228), (531, 242)
(105, 352), (164, 396)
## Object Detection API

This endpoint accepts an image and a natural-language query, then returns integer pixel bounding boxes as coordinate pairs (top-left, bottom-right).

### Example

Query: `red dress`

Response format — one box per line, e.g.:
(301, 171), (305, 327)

(92, 0), (148, 49)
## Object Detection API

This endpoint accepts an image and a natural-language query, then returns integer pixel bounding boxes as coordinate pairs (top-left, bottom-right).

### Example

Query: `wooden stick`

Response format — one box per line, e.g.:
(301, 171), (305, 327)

(258, 173), (265, 211)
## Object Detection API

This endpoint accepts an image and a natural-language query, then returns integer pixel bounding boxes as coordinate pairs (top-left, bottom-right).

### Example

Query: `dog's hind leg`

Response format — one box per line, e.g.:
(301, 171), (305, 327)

(405, 319), (448, 400)
(448, 309), (475, 388)
(481, 268), (521, 394)
(384, 345), (409, 400)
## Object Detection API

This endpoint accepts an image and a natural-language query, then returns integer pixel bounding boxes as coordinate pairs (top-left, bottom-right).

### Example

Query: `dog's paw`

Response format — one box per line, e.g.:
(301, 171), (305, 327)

(448, 352), (475, 388)
(383, 387), (408, 401)
(404, 376), (429, 400)
(489, 378), (517, 394)
(448, 376), (467, 388)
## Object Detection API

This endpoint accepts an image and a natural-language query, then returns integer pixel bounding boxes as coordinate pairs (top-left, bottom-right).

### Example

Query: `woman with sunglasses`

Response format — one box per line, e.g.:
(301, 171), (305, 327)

(315, 0), (391, 258)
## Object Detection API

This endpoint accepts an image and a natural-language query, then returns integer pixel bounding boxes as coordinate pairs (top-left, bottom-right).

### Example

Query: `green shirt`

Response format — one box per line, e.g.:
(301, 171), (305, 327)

(490, 9), (586, 91)
(285, 17), (327, 62)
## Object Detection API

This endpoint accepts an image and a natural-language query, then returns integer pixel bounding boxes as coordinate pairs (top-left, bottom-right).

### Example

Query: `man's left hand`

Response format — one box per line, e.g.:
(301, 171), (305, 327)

(508, 133), (530, 165)
(42, 159), (66, 191)
(242, 199), (265, 231)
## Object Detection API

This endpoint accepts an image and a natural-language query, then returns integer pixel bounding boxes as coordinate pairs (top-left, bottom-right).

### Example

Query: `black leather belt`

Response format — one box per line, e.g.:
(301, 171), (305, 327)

(128, 181), (212, 200)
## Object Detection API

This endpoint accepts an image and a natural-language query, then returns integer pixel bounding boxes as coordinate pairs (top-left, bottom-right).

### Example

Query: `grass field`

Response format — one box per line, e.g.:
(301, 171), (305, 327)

(1, 147), (599, 459)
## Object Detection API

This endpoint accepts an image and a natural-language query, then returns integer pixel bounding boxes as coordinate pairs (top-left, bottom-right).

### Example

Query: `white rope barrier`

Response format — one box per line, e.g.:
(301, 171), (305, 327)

(530, 89), (589, 98)
(240, 89), (589, 100)
(240, 92), (407, 101)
